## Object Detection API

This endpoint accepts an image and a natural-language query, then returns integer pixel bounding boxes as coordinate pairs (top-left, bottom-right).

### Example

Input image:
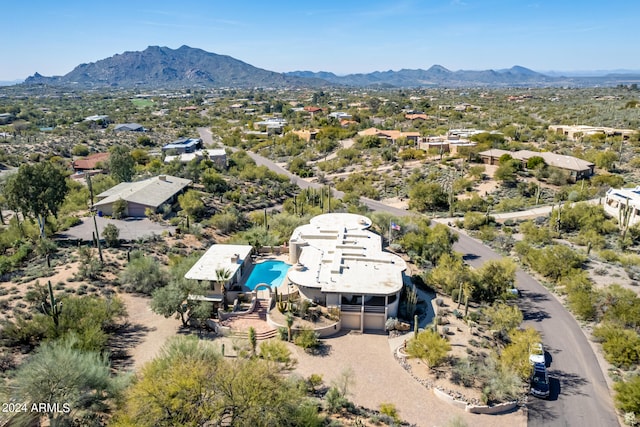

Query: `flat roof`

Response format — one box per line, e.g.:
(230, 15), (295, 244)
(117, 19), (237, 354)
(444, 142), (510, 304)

(606, 186), (640, 205)
(479, 148), (594, 171)
(185, 244), (253, 282)
(163, 149), (226, 164)
(287, 213), (406, 296)
(163, 138), (201, 149)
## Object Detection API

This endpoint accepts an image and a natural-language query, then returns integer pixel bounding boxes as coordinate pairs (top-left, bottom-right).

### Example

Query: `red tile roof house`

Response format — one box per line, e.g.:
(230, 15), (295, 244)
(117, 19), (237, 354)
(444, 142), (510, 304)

(304, 106), (324, 116)
(72, 153), (110, 172)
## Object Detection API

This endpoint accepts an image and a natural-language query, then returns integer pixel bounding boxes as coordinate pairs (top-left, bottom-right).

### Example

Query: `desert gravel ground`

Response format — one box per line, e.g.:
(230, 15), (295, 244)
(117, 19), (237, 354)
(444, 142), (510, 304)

(289, 331), (526, 427)
(120, 295), (526, 427)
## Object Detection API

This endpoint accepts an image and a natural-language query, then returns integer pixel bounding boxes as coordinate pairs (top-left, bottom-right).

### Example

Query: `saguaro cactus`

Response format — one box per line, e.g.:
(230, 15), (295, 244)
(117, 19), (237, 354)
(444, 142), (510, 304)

(406, 284), (418, 318)
(42, 280), (62, 329)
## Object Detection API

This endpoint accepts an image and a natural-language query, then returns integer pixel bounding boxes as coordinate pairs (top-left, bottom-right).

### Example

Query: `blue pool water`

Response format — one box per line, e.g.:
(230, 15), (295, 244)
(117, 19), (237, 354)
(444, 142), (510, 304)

(244, 260), (291, 290)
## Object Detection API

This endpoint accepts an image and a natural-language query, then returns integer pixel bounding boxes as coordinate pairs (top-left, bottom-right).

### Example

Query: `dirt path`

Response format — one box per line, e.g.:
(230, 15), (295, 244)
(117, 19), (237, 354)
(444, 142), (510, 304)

(117, 293), (183, 370)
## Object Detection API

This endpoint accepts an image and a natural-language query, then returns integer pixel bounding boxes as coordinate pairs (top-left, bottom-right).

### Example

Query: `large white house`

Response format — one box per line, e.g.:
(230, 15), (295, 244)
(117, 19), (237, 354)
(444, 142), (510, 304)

(287, 213), (407, 331)
(604, 186), (640, 228)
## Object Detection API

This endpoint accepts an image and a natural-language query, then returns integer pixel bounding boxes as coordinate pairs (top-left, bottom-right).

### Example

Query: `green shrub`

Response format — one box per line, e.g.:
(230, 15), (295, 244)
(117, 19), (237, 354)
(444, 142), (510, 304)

(567, 289), (598, 321)
(406, 329), (451, 368)
(463, 212), (490, 230)
(519, 220), (552, 245)
(324, 387), (350, 413)
(614, 375), (640, 415)
(598, 249), (621, 263)
(593, 324), (640, 369)
(294, 328), (320, 352)
(379, 402), (400, 423)
(259, 340), (295, 368)
(120, 252), (167, 294)
(521, 245), (585, 282)
(102, 223), (120, 248)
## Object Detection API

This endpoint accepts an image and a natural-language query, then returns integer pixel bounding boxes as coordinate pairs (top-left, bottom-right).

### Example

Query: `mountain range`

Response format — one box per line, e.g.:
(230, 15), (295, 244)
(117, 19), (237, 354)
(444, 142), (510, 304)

(23, 45), (640, 89)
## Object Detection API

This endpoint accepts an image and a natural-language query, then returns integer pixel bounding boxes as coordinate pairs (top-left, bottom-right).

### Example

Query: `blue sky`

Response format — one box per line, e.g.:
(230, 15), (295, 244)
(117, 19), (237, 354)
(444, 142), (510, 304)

(2, 0), (638, 80)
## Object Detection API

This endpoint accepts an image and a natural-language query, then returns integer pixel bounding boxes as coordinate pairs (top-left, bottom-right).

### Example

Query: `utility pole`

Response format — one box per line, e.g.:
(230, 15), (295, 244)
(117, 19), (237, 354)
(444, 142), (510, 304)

(92, 214), (104, 265)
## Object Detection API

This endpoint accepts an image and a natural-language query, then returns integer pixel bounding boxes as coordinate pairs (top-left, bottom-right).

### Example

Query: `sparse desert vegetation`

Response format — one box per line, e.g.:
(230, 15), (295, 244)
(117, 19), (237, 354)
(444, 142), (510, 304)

(0, 83), (639, 425)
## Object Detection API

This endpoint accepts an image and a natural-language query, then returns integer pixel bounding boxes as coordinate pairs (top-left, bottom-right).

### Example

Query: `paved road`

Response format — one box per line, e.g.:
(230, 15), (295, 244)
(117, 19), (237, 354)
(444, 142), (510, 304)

(453, 233), (618, 427)
(199, 128), (620, 426)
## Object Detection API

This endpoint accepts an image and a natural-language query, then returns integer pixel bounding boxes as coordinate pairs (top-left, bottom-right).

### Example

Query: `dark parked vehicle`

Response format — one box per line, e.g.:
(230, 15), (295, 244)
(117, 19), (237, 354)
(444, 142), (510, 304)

(530, 363), (550, 399)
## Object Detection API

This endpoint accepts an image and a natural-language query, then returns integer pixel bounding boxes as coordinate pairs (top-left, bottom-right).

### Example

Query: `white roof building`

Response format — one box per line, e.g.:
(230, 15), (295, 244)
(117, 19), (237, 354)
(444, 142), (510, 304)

(164, 149), (227, 167)
(479, 148), (595, 181)
(287, 213), (407, 331)
(604, 187), (640, 228)
(185, 244), (253, 284)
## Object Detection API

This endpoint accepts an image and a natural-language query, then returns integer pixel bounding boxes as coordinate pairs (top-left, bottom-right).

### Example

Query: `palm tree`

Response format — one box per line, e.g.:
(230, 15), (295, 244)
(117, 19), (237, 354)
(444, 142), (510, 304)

(215, 268), (232, 311)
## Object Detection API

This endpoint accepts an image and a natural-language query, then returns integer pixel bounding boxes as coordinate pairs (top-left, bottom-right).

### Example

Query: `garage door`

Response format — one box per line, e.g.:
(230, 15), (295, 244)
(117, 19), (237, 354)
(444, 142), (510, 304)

(128, 202), (150, 217)
(363, 313), (385, 331)
(340, 312), (361, 330)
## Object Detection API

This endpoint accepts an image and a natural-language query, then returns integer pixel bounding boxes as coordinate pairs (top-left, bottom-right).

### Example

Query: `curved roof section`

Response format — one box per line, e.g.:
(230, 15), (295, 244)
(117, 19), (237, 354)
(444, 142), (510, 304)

(288, 213), (406, 296)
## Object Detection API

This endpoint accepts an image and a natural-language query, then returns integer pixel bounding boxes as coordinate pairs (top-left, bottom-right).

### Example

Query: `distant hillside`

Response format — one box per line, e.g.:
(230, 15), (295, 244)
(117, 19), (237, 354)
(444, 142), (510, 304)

(24, 45), (327, 89)
(287, 65), (558, 87)
(21, 45), (640, 89)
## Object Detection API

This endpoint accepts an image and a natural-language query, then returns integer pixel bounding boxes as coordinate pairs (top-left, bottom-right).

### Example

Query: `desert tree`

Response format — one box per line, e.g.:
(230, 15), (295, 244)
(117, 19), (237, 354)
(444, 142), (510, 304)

(3, 161), (69, 238)
(120, 251), (167, 294)
(109, 145), (135, 183)
(406, 329), (451, 368)
(111, 336), (321, 427)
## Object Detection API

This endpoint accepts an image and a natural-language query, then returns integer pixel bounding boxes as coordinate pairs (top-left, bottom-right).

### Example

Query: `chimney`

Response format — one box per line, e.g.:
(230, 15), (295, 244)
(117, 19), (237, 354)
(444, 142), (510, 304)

(158, 175), (166, 181)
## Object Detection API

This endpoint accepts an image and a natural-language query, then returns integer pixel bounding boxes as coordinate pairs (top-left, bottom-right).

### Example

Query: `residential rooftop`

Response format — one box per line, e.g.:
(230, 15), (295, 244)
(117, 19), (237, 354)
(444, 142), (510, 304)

(94, 174), (191, 209)
(479, 148), (595, 172)
(185, 244), (253, 282)
(287, 213), (406, 296)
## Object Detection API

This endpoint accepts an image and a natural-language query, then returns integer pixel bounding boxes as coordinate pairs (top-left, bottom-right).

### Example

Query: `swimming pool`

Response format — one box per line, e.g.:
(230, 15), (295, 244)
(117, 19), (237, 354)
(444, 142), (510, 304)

(244, 260), (291, 290)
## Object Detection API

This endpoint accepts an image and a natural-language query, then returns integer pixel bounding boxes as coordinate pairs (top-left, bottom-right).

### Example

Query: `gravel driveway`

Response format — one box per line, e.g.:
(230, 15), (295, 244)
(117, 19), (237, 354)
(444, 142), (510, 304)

(290, 332), (526, 427)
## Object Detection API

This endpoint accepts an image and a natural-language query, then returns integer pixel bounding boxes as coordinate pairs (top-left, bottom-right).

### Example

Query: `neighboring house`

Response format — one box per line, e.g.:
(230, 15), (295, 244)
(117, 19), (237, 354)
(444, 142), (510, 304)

(604, 187), (640, 228)
(419, 137), (477, 155)
(254, 117), (287, 135)
(0, 113), (14, 125)
(161, 138), (203, 154)
(358, 127), (420, 144)
(405, 113), (429, 121)
(93, 175), (191, 217)
(548, 125), (635, 141)
(328, 111), (352, 120)
(84, 115), (110, 125)
(184, 244), (254, 304)
(114, 123), (145, 132)
(449, 128), (488, 139)
(72, 152), (110, 172)
(340, 119), (358, 128)
(164, 148), (227, 168)
(304, 106), (323, 115)
(478, 148), (595, 181)
(287, 213), (407, 332)
(292, 129), (318, 142)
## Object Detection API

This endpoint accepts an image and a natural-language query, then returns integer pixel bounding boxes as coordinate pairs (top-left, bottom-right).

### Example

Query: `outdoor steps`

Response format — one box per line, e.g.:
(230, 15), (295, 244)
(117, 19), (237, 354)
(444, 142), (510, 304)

(225, 298), (276, 340)
(229, 328), (277, 341)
